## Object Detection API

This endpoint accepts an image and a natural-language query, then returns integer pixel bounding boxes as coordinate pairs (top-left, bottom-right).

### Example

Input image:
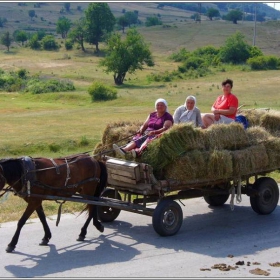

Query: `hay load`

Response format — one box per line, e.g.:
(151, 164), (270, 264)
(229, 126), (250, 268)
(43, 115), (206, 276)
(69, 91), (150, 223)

(93, 109), (280, 183)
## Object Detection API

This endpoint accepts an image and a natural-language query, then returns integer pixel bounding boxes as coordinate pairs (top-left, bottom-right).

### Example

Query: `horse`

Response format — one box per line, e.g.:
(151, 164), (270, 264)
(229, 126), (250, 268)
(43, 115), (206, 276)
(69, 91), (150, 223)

(0, 153), (107, 253)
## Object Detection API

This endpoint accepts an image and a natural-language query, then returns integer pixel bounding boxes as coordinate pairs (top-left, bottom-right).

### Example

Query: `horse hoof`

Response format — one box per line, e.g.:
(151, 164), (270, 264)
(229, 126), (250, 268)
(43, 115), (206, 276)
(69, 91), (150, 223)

(6, 245), (15, 253)
(77, 236), (85, 242)
(39, 239), (49, 246)
(98, 224), (104, 233)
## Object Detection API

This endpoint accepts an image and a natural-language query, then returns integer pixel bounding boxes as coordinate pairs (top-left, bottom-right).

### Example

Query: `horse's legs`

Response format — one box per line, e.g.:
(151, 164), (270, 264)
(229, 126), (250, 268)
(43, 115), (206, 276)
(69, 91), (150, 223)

(6, 202), (40, 253)
(92, 205), (104, 232)
(77, 209), (92, 241)
(36, 205), (52, 246)
(77, 205), (104, 242)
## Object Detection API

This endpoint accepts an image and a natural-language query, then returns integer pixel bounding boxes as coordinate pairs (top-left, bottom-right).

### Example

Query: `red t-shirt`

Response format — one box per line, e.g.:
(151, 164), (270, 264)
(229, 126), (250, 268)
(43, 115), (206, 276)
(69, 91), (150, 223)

(212, 93), (238, 119)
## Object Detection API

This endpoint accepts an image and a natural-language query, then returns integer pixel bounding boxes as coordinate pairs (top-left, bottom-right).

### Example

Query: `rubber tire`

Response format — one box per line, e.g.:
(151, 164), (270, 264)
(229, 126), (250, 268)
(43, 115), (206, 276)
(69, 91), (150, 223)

(204, 193), (230, 206)
(97, 188), (122, 222)
(152, 199), (183, 237)
(250, 177), (279, 215)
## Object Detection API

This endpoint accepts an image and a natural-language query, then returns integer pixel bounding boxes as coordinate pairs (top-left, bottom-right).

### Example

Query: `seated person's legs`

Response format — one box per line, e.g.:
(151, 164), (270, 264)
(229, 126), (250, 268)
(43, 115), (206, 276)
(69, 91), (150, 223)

(202, 113), (215, 128)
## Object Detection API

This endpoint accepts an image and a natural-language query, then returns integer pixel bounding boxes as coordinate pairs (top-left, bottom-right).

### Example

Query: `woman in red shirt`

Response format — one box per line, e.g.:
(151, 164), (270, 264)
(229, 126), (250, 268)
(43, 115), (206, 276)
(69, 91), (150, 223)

(202, 79), (238, 128)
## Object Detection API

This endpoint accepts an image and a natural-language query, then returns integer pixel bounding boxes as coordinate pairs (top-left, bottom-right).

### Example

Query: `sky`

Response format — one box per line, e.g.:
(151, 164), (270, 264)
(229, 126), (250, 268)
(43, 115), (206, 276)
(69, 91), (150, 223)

(265, 2), (280, 11)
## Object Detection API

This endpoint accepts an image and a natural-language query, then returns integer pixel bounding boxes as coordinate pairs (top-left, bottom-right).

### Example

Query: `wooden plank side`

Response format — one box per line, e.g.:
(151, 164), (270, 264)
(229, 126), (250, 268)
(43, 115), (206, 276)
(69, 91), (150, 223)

(106, 159), (141, 181)
(108, 173), (137, 185)
(107, 167), (137, 179)
(108, 177), (153, 192)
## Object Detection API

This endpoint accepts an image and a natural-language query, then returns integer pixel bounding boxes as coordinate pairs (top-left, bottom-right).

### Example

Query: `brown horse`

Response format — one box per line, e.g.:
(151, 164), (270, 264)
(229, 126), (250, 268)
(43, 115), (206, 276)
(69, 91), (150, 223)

(0, 153), (107, 253)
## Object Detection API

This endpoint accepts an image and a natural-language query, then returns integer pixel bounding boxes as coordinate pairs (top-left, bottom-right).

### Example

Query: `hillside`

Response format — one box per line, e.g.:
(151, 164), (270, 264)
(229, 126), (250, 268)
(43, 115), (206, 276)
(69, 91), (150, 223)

(0, 2), (279, 57)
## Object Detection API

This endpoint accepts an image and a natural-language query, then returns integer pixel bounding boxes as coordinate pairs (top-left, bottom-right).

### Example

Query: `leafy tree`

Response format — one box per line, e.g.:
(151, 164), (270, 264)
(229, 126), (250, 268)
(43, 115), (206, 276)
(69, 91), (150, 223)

(0, 17), (7, 27)
(37, 30), (46, 40)
(64, 3), (70, 12)
(1, 31), (12, 51)
(56, 17), (72, 39)
(206, 8), (220, 20)
(224, 9), (243, 24)
(84, 3), (115, 52)
(68, 17), (87, 52)
(100, 28), (154, 85)
(219, 31), (251, 63)
(117, 16), (129, 33)
(28, 10), (36, 21)
(14, 30), (28, 46)
(124, 11), (138, 27)
(28, 34), (41, 50)
(41, 35), (59, 50)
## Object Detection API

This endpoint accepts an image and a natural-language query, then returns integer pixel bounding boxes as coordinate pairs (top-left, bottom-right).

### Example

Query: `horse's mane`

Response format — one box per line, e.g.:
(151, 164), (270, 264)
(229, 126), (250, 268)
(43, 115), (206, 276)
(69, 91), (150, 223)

(0, 158), (23, 182)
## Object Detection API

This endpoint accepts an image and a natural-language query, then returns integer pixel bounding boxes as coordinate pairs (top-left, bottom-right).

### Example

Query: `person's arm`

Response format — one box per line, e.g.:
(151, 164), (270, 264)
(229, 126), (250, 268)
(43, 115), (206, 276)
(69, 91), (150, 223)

(147, 120), (173, 136)
(212, 107), (237, 116)
(173, 107), (180, 124)
(138, 115), (150, 134)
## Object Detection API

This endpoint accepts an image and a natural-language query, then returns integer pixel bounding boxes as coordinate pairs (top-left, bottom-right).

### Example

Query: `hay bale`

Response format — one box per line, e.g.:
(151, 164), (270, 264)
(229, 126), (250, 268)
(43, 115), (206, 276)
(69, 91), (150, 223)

(231, 144), (269, 176)
(93, 120), (142, 158)
(141, 123), (205, 170)
(263, 137), (280, 169)
(201, 122), (249, 150)
(260, 110), (280, 135)
(241, 109), (267, 127)
(164, 149), (232, 181)
(246, 126), (272, 145)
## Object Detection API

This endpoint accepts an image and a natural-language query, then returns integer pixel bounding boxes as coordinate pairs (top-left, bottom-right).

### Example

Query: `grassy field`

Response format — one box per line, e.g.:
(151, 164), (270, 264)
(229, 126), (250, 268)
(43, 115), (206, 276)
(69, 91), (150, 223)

(0, 3), (280, 223)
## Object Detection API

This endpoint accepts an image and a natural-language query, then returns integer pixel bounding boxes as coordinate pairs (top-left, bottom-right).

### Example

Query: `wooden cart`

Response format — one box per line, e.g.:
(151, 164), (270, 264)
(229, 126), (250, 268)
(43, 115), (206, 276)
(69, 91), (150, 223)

(95, 156), (280, 236)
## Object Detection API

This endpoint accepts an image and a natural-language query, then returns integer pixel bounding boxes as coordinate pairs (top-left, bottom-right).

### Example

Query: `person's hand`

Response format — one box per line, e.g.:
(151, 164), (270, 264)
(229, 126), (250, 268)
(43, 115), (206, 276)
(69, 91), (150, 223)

(214, 113), (220, 121)
(147, 131), (156, 136)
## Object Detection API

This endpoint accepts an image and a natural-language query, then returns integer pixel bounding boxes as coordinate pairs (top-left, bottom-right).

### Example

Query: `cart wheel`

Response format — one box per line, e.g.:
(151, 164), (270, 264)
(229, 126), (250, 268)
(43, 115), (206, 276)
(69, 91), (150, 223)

(204, 194), (230, 206)
(250, 177), (279, 215)
(152, 199), (183, 237)
(98, 188), (121, 222)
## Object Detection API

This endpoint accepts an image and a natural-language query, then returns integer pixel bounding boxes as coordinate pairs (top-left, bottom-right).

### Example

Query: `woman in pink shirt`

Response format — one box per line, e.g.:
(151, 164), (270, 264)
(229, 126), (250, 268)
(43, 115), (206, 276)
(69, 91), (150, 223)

(202, 79), (238, 128)
(114, 98), (173, 157)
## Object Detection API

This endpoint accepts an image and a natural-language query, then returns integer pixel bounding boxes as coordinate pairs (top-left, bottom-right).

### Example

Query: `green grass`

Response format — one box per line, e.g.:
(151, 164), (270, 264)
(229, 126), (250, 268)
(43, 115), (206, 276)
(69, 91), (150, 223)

(0, 4), (280, 223)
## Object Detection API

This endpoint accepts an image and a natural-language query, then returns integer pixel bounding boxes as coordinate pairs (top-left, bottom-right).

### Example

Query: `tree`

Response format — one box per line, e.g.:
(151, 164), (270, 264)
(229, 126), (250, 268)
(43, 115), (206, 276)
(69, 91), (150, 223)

(28, 33), (41, 50)
(219, 31), (251, 64)
(56, 17), (72, 39)
(206, 8), (220, 20)
(41, 35), (59, 50)
(124, 11), (138, 27)
(64, 3), (70, 12)
(28, 10), (36, 21)
(100, 28), (154, 85)
(68, 17), (87, 52)
(14, 30), (28, 46)
(1, 31), (12, 51)
(224, 9), (243, 24)
(117, 16), (129, 33)
(84, 3), (115, 52)
(0, 17), (7, 27)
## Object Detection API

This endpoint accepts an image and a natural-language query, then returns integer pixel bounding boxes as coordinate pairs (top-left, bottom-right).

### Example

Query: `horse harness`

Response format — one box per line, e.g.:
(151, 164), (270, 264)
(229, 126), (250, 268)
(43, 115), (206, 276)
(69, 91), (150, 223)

(11, 156), (101, 198)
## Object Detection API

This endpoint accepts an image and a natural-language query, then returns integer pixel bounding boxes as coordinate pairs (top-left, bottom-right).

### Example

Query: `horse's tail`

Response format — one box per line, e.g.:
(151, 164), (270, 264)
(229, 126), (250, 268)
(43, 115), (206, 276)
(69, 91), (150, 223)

(95, 160), (107, 197)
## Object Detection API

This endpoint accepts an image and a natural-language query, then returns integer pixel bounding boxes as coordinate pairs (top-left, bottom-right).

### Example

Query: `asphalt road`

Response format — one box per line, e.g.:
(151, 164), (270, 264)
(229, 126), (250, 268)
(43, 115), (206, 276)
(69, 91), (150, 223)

(0, 195), (280, 278)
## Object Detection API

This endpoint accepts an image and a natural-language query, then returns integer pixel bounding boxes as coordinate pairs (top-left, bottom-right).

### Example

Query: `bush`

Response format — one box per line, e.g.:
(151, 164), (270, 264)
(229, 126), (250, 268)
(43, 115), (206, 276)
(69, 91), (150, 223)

(65, 39), (73, 50)
(247, 55), (280, 70)
(25, 78), (75, 94)
(41, 35), (59, 50)
(88, 82), (117, 102)
(179, 56), (205, 72)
